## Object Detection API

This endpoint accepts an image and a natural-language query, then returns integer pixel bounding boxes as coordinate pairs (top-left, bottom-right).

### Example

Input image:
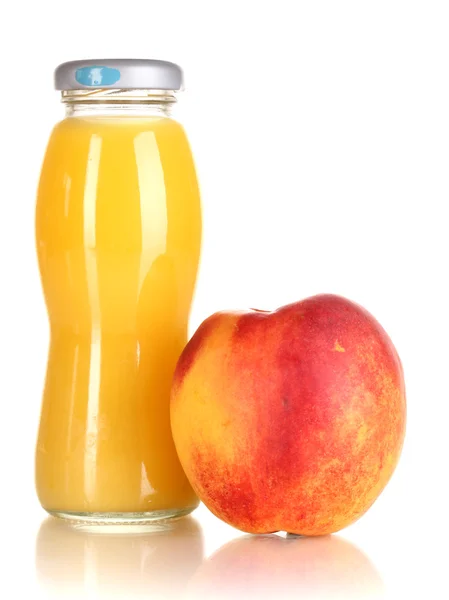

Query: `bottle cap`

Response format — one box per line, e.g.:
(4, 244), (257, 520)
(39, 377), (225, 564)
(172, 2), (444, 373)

(54, 59), (183, 91)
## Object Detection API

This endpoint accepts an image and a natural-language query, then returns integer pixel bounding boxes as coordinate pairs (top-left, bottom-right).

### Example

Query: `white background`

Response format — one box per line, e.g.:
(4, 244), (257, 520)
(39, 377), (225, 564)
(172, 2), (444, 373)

(1, 1), (448, 598)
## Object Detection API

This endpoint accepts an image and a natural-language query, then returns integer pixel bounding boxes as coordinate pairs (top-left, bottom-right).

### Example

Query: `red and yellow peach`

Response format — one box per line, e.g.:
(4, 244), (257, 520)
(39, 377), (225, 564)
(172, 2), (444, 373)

(171, 294), (406, 535)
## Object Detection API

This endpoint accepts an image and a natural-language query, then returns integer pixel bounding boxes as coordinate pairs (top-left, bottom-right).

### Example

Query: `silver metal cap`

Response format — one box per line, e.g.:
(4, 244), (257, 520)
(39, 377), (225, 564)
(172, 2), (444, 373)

(54, 59), (183, 91)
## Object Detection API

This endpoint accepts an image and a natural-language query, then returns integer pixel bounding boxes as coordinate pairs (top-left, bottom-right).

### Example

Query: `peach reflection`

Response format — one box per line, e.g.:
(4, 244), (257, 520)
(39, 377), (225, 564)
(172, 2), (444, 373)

(186, 533), (385, 600)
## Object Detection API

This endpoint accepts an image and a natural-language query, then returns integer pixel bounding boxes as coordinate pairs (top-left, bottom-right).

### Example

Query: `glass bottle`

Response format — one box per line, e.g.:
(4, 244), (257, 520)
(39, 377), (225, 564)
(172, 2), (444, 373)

(35, 60), (201, 524)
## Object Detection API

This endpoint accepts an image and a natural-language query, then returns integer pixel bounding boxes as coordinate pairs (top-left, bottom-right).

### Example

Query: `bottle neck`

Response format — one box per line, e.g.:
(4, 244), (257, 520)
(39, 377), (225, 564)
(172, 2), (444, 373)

(62, 89), (177, 118)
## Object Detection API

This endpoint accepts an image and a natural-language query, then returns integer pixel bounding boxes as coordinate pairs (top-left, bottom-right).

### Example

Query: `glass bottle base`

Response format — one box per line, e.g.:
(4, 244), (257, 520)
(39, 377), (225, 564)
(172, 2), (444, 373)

(47, 506), (197, 529)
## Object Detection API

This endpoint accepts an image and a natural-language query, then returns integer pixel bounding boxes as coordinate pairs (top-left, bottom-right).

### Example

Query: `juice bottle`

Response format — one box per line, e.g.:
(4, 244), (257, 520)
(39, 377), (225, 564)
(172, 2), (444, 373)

(35, 59), (202, 524)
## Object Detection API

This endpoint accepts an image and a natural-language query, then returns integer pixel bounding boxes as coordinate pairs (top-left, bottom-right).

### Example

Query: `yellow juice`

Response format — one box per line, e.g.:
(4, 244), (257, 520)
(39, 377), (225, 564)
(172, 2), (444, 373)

(35, 115), (201, 518)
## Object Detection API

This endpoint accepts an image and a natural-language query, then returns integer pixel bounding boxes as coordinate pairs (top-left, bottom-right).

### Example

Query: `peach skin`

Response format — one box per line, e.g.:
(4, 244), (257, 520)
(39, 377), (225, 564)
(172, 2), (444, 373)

(170, 294), (406, 535)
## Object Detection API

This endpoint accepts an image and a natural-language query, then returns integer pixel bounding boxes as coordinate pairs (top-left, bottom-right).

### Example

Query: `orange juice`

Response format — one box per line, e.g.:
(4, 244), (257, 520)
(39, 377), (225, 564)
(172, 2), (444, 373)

(35, 61), (201, 524)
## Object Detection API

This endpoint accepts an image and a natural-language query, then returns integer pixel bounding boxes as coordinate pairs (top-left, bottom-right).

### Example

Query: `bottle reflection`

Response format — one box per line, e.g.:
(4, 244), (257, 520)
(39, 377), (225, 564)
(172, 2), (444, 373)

(186, 534), (385, 600)
(36, 516), (204, 599)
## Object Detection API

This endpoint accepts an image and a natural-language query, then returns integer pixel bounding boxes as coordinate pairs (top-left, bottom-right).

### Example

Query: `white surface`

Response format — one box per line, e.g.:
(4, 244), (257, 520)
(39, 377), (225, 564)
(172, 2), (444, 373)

(1, 1), (448, 598)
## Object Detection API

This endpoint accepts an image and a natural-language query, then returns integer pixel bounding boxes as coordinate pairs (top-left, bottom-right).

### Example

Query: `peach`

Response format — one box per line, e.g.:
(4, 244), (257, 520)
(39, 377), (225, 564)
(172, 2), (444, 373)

(171, 294), (406, 535)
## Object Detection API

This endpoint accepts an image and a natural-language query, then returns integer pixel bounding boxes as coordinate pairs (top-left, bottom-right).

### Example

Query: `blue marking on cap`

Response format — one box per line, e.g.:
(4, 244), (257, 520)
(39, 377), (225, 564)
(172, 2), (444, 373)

(75, 66), (121, 87)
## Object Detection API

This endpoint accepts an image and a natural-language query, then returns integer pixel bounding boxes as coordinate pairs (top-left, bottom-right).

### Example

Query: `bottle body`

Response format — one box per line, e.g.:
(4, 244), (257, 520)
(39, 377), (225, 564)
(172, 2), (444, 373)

(35, 113), (201, 521)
